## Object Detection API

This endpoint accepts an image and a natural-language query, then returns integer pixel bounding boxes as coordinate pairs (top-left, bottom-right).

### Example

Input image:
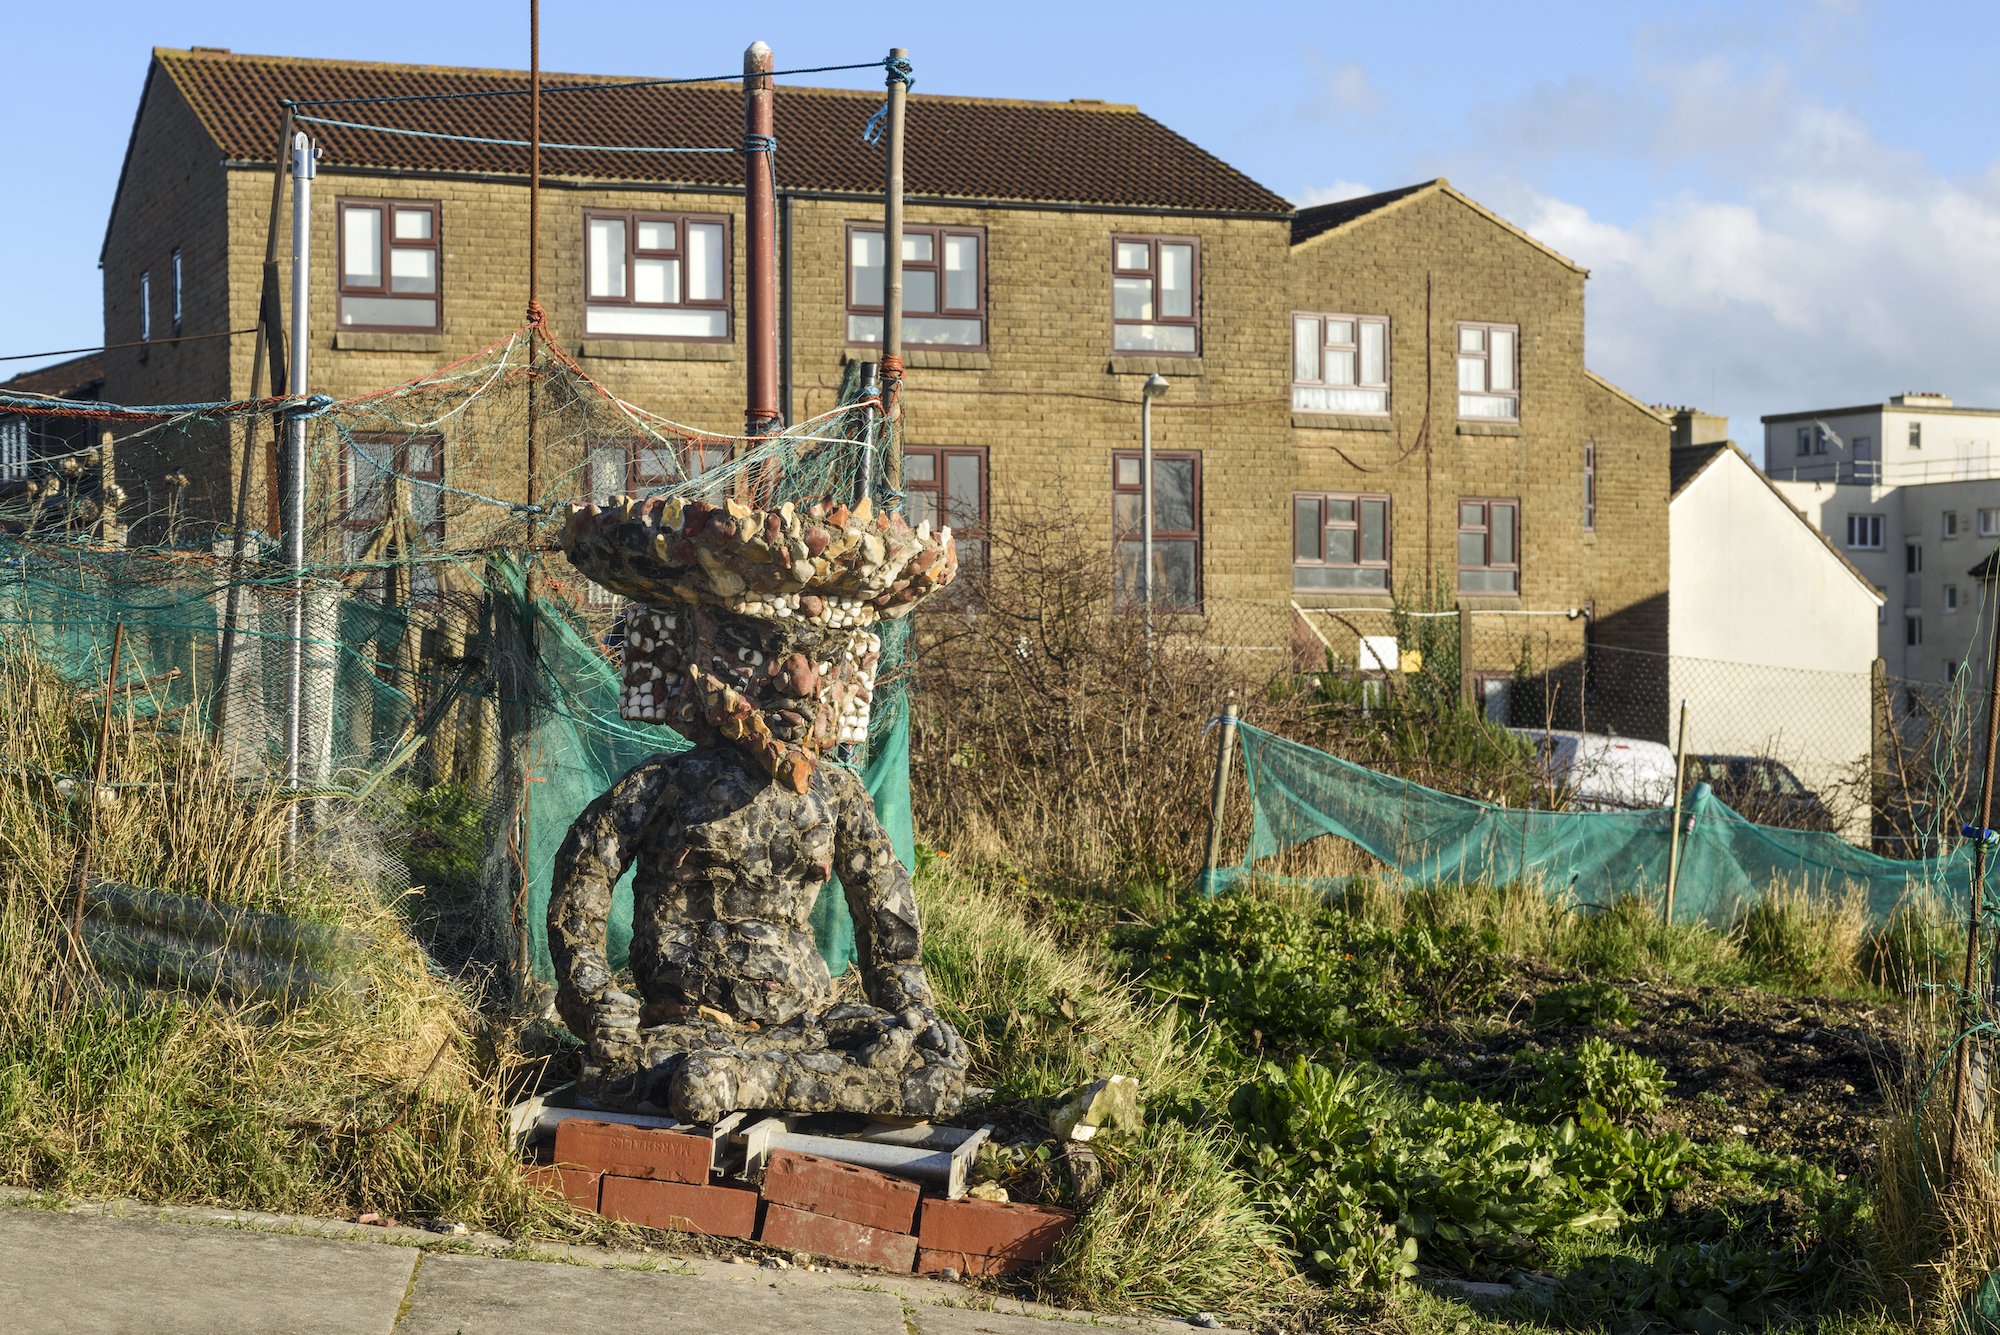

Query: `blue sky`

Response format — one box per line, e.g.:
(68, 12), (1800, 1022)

(2, 0), (1995, 459)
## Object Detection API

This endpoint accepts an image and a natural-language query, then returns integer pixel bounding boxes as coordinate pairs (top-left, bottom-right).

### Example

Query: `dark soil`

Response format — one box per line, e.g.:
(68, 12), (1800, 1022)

(1385, 959), (1902, 1176)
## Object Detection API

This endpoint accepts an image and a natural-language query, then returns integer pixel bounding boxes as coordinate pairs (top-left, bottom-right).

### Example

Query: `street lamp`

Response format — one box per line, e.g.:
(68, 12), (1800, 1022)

(1140, 373), (1169, 636)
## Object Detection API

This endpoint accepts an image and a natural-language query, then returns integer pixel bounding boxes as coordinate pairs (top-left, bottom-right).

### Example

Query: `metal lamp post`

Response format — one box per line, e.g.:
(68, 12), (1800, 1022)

(1140, 373), (1169, 638)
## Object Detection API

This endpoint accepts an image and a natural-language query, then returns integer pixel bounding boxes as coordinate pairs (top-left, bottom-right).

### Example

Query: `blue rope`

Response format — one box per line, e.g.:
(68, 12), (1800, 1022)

(742, 134), (777, 154)
(292, 113), (737, 156)
(863, 57), (917, 147)
(284, 57), (911, 110)
(862, 105), (889, 147)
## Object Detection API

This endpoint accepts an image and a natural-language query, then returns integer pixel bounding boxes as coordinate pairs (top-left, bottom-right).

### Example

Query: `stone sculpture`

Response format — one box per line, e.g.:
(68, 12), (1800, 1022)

(548, 489), (968, 1124)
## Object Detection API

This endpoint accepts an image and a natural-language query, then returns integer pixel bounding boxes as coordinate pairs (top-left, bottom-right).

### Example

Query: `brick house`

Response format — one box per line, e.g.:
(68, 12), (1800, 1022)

(97, 48), (1667, 698)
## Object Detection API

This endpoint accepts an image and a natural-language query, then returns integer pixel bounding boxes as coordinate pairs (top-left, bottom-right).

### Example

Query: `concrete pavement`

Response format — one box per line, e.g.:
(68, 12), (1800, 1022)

(0, 1194), (1212, 1334)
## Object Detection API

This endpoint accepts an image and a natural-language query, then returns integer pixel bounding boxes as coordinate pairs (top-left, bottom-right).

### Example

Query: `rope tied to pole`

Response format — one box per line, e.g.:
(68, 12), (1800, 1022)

(865, 56), (915, 145)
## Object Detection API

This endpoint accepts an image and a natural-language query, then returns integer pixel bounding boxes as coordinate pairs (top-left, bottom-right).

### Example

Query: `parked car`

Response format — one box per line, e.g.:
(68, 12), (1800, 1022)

(1687, 755), (1836, 831)
(1507, 729), (1679, 811)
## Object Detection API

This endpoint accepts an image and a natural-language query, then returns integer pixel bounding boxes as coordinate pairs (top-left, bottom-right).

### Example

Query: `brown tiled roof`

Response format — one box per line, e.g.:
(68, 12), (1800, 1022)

(2, 353), (105, 399)
(151, 48), (1290, 214)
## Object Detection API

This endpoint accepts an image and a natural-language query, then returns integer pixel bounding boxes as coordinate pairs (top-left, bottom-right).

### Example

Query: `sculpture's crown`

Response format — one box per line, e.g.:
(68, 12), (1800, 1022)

(559, 494), (957, 618)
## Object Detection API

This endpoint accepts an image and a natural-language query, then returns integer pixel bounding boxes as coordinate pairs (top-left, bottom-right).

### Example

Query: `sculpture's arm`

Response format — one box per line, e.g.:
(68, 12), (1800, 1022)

(548, 756), (678, 1037)
(829, 768), (965, 1064)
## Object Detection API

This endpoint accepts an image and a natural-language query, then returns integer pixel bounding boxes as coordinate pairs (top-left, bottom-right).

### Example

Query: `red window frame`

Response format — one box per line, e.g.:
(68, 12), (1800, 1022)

(1111, 449), (1203, 610)
(1292, 492), (1392, 591)
(583, 211), (733, 343)
(1291, 312), (1390, 412)
(583, 436), (731, 498)
(844, 223), (987, 350)
(1111, 234), (1201, 357)
(1456, 321), (1520, 420)
(341, 432), (446, 551)
(902, 446), (988, 543)
(336, 199), (443, 334)
(1457, 496), (1520, 595)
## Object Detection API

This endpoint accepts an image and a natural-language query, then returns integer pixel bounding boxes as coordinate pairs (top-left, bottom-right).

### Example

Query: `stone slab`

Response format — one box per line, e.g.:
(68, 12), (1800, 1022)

(0, 1207), (416, 1334)
(394, 1251), (908, 1334)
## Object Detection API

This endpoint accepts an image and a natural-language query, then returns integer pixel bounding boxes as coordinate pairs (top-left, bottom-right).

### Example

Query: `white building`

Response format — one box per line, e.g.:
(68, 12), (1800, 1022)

(1765, 393), (2000, 685)
(1670, 437), (1883, 822)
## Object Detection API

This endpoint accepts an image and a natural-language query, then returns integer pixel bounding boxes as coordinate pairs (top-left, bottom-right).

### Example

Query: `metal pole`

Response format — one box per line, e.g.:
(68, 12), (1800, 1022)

(283, 130), (316, 800)
(1664, 699), (1690, 924)
(856, 361), (880, 506)
(743, 41), (779, 438)
(1948, 599), (2000, 1182)
(882, 48), (908, 375)
(1201, 701), (1242, 888)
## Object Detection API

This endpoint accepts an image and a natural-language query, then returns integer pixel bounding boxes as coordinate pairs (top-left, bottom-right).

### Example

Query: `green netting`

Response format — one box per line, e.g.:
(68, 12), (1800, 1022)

(1215, 722), (1987, 920)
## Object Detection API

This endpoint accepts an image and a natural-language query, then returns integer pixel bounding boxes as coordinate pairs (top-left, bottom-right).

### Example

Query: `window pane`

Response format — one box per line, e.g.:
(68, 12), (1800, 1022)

(1460, 392), (1517, 419)
(1491, 504), (1516, 564)
(903, 316), (983, 345)
(1326, 319), (1353, 346)
(583, 305), (726, 338)
(634, 257), (677, 305)
(1159, 245), (1193, 318)
(388, 246), (436, 294)
(1155, 459), (1196, 533)
(1116, 241), (1150, 270)
(946, 454), (982, 531)
(1113, 276), (1153, 321)
(1293, 317), (1320, 383)
(1459, 531), (1486, 568)
(902, 232), (934, 262)
(637, 220), (676, 251)
(906, 487), (937, 529)
(1460, 502), (1484, 527)
(634, 447), (673, 486)
(906, 269), (938, 314)
(393, 208), (432, 241)
(1157, 541), (1199, 607)
(1460, 326), (1483, 352)
(1360, 320), (1386, 385)
(1113, 492), (1142, 536)
(1294, 496), (1321, 562)
(1328, 350), (1357, 386)
(943, 235), (978, 310)
(687, 223), (724, 302)
(340, 295), (436, 328)
(1326, 497), (1354, 524)
(343, 206), (382, 286)
(1361, 500), (1387, 561)
(1489, 328), (1516, 391)
(904, 452), (936, 486)
(348, 448), (388, 523)
(850, 230), (885, 305)
(1153, 324), (1198, 353)
(1327, 527), (1356, 564)
(588, 218), (626, 299)
(1458, 355), (1485, 392)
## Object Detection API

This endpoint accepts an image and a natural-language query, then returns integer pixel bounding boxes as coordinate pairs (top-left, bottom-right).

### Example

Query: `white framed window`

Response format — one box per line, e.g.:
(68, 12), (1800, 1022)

(0, 418), (28, 481)
(1292, 313), (1389, 414)
(1456, 322), (1518, 420)
(1945, 584), (1960, 614)
(584, 212), (730, 340)
(1981, 508), (2000, 538)
(170, 248), (183, 334)
(1846, 514), (1884, 550)
(138, 270), (151, 342)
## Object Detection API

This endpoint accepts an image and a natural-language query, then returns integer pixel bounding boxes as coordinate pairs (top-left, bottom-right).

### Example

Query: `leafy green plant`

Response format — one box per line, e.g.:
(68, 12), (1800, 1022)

(1515, 1036), (1670, 1125)
(1532, 979), (1637, 1028)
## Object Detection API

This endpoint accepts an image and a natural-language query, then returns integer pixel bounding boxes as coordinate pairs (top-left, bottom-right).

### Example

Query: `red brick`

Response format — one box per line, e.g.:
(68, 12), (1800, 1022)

(600, 1176), (761, 1239)
(761, 1150), (919, 1234)
(524, 1162), (603, 1213)
(916, 1198), (1074, 1274)
(759, 1204), (917, 1272)
(552, 1120), (712, 1184)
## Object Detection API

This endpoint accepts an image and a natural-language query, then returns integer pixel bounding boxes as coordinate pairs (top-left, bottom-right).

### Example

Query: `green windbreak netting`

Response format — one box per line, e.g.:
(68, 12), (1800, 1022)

(1217, 722), (1986, 920)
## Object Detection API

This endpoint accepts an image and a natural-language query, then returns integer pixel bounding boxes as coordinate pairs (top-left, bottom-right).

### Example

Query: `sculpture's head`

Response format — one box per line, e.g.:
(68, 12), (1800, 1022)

(560, 492), (957, 792)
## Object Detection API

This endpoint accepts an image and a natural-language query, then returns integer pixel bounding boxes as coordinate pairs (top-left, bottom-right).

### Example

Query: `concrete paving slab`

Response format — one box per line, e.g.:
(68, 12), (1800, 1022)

(393, 1251), (911, 1335)
(0, 1207), (417, 1335)
(914, 1302), (1130, 1334)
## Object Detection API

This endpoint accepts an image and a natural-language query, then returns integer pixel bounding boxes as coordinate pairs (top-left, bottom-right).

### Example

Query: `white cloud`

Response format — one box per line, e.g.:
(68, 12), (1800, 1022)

(1480, 59), (2000, 461)
(1297, 180), (1375, 207)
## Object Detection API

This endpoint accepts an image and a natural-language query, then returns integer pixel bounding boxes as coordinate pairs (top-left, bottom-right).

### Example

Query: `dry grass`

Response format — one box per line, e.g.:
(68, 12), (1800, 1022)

(0, 651), (563, 1232)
